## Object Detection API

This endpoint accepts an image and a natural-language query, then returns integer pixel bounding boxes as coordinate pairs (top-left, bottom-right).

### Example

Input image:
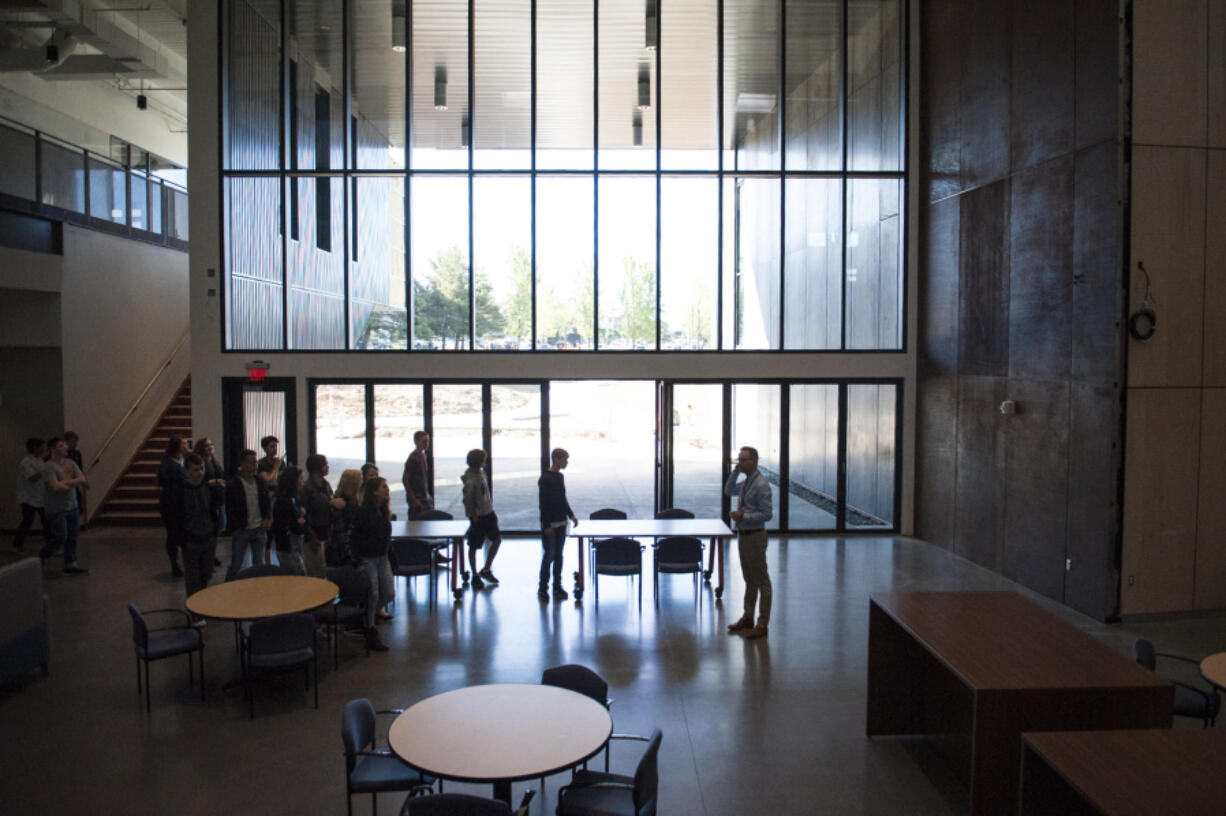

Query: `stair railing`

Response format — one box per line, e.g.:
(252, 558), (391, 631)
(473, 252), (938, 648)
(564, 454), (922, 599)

(89, 329), (191, 471)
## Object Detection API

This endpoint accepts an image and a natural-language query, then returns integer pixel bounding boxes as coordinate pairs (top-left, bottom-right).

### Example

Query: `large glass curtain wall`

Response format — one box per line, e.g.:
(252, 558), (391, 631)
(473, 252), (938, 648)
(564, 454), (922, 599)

(310, 379), (900, 532)
(222, 0), (904, 351)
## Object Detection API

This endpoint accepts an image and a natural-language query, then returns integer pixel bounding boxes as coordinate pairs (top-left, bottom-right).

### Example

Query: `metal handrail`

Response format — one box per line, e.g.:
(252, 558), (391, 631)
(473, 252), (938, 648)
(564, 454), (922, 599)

(88, 329), (191, 471)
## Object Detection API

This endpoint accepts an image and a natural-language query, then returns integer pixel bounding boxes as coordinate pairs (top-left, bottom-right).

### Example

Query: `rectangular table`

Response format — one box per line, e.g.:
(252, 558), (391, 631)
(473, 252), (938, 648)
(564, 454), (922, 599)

(1021, 728), (1226, 816)
(866, 591), (1173, 816)
(567, 518), (735, 601)
(390, 520), (471, 600)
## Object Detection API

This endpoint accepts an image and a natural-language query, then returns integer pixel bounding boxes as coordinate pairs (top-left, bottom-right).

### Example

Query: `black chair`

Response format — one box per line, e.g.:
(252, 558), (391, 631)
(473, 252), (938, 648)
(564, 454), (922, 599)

(591, 537), (644, 611)
(407, 791), (535, 816)
(542, 664), (614, 773)
(417, 509), (453, 521)
(1133, 638), (1221, 727)
(590, 508), (628, 521)
(654, 507), (694, 520)
(342, 698), (436, 816)
(392, 537), (444, 607)
(127, 603), (204, 712)
(652, 536), (704, 609)
(243, 612), (317, 719)
(556, 729), (662, 816)
(319, 565), (374, 669)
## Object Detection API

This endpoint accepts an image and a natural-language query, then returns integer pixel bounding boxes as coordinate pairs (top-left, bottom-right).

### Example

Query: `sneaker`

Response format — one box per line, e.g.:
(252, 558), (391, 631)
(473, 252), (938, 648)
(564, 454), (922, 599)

(553, 586), (569, 601)
(376, 609), (392, 622)
(537, 589), (550, 602)
(478, 569), (499, 584)
(63, 565), (89, 576)
(471, 574), (485, 590)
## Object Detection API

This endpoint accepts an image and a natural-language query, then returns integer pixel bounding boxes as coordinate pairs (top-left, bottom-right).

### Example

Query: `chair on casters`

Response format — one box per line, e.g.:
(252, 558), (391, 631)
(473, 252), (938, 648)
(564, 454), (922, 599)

(342, 698), (436, 816)
(541, 664), (614, 780)
(243, 612), (317, 719)
(654, 508), (693, 520)
(407, 791), (535, 816)
(1133, 639), (1221, 726)
(592, 537), (644, 611)
(127, 603), (205, 712)
(556, 729), (662, 816)
(652, 536), (704, 609)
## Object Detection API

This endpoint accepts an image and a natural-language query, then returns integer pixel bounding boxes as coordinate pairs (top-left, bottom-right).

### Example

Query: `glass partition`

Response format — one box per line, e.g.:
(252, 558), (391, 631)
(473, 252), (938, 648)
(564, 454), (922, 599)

(0, 124), (35, 200)
(315, 384), (367, 476)
(375, 384), (425, 514)
(41, 140), (85, 213)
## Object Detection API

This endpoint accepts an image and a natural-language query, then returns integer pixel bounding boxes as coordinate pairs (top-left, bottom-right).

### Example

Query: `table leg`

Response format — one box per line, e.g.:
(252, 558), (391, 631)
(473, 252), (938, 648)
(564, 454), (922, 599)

(704, 537), (716, 583)
(452, 537), (463, 600)
(492, 778), (512, 805)
(715, 536), (724, 600)
(573, 535), (585, 600)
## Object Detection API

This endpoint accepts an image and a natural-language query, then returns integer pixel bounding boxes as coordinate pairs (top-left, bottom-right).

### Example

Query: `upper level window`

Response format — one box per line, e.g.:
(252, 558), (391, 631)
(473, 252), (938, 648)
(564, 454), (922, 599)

(221, 0), (905, 352)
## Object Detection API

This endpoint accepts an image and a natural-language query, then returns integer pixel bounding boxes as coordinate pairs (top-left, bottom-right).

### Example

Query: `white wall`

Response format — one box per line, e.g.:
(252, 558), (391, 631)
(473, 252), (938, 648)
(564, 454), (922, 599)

(58, 226), (190, 513)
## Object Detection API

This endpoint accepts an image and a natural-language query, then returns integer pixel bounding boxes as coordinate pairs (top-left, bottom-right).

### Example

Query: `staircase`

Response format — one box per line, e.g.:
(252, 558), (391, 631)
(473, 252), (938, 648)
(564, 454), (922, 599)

(93, 378), (192, 527)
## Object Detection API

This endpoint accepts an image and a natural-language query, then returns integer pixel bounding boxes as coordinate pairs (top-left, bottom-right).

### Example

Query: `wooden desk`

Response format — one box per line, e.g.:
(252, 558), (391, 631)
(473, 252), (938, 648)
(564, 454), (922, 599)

(186, 575), (338, 620)
(1199, 652), (1226, 690)
(389, 684), (612, 803)
(1021, 729), (1226, 816)
(568, 518), (735, 601)
(866, 592), (1173, 816)
(391, 519), (471, 600)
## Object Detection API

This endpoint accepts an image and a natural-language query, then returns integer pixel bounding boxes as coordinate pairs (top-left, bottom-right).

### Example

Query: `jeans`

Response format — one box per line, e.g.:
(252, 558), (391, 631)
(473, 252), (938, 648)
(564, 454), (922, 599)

(183, 535), (217, 598)
(277, 534), (306, 575)
(539, 527), (566, 591)
(40, 508), (80, 565)
(360, 555), (394, 614)
(162, 514), (184, 568)
(13, 503), (45, 550)
(225, 527), (267, 581)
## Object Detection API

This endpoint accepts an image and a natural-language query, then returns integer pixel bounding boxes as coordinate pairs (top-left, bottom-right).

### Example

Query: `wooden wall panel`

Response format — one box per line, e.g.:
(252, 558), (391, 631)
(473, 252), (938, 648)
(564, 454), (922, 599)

(1202, 152), (1226, 385)
(1065, 382), (1121, 620)
(1121, 389), (1200, 614)
(920, 196), (959, 375)
(1072, 142), (1122, 386)
(1195, 388), (1226, 608)
(1207, 0), (1226, 147)
(1008, 157), (1073, 381)
(1127, 146), (1206, 387)
(1011, 0), (1074, 169)
(1001, 379), (1070, 600)
(959, 0), (1011, 190)
(1132, 0), (1208, 146)
(954, 376), (1007, 569)
(1075, 0), (1122, 150)
(921, 0), (963, 202)
(958, 181), (1010, 376)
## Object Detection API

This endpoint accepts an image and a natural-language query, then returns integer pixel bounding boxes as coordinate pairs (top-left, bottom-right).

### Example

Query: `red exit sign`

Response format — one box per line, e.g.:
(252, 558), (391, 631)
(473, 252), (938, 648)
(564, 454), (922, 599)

(248, 368), (266, 383)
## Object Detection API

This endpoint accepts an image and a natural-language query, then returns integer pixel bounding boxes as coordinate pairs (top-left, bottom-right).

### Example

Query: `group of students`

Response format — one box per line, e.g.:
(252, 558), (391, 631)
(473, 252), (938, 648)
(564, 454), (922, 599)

(12, 433), (89, 575)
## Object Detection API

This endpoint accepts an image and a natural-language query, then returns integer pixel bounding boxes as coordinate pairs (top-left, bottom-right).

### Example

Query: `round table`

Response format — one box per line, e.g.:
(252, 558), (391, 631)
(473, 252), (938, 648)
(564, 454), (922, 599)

(186, 575), (338, 620)
(1200, 652), (1226, 690)
(389, 684), (613, 803)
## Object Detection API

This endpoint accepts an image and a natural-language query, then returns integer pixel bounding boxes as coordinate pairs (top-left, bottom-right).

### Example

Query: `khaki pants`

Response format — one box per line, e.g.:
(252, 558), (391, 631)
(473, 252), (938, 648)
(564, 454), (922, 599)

(737, 530), (771, 627)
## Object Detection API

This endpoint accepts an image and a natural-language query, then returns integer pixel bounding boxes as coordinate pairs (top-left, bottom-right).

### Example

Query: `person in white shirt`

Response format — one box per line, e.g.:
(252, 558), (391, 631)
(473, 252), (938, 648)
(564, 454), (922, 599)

(13, 437), (46, 554)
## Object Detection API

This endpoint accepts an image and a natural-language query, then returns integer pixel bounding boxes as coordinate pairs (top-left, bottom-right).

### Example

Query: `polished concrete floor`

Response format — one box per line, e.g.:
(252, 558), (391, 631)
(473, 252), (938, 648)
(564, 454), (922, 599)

(2, 527), (1223, 815)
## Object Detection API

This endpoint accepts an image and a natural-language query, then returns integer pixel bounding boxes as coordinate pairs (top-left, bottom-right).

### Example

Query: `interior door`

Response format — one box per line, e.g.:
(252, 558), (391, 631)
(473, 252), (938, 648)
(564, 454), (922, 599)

(221, 377), (298, 473)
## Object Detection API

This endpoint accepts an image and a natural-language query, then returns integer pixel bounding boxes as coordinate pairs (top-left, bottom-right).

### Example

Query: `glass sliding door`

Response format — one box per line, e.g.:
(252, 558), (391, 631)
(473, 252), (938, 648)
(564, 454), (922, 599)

(669, 384), (725, 518)
(314, 384), (367, 475)
(432, 384), (484, 517)
(846, 383), (896, 529)
(490, 384), (541, 529)
(375, 384), (425, 516)
(549, 381), (655, 518)
(788, 384), (839, 530)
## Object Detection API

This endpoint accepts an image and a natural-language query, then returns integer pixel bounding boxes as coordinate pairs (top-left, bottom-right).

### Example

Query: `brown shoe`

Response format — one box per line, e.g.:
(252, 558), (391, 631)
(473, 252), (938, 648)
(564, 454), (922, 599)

(727, 618), (753, 634)
(744, 625), (768, 639)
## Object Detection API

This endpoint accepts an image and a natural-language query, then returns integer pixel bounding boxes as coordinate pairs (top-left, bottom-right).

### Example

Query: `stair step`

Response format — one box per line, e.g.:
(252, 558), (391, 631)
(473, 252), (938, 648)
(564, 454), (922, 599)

(107, 499), (160, 512)
(92, 513), (162, 527)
